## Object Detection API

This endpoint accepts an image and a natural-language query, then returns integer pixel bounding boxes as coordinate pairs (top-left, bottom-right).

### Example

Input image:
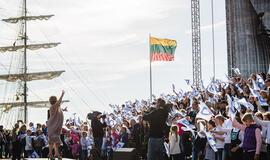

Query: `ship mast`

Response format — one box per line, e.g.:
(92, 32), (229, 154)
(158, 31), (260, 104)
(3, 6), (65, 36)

(0, 0), (69, 125)
(23, 0), (27, 123)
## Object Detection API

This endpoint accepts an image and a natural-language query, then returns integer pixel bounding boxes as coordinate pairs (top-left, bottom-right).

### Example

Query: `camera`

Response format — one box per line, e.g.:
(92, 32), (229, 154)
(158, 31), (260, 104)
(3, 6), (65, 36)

(100, 114), (106, 119)
(87, 111), (106, 120)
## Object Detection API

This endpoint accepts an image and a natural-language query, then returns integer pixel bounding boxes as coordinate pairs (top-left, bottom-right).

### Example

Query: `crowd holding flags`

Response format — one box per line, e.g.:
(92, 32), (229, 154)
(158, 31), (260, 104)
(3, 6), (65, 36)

(2, 65), (270, 160)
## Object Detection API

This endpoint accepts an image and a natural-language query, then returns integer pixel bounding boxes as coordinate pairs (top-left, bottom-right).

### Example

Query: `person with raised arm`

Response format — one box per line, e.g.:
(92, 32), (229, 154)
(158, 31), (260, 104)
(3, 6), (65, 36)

(232, 113), (262, 160)
(47, 90), (65, 159)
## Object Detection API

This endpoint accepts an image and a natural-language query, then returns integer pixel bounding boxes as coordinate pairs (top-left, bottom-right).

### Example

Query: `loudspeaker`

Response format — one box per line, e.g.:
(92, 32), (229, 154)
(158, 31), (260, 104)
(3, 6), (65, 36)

(113, 148), (136, 160)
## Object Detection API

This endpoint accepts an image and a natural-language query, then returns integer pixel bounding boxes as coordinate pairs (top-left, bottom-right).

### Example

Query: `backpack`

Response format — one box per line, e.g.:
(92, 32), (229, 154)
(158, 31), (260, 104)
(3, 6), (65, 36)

(231, 129), (241, 148)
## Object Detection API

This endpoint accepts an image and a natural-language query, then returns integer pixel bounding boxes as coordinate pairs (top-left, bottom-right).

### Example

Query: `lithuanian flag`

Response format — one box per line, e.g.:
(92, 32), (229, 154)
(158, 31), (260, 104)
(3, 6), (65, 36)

(150, 37), (177, 61)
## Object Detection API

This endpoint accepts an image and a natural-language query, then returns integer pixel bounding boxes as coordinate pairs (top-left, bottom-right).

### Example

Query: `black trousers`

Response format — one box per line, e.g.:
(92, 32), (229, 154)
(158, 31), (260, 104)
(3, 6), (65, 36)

(12, 141), (21, 160)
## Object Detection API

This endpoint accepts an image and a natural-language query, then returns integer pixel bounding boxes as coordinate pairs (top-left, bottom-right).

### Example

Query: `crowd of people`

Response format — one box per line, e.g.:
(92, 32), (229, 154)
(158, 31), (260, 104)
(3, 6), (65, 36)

(0, 70), (270, 160)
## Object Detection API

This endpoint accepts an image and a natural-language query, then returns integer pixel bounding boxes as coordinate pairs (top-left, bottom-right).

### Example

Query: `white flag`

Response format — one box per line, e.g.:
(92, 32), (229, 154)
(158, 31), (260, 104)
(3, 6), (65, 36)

(252, 79), (260, 90)
(196, 102), (214, 121)
(225, 74), (233, 83)
(115, 142), (125, 149)
(257, 74), (266, 90)
(249, 87), (259, 98)
(227, 95), (236, 119)
(232, 68), (241, 75)
(172, 84), (175, 90)
(258, 95), (269, 106)
(205, 132), (218, 152)
(177, 118), (195, 129)
(164, 142), (170, 157)
(236, 98), (254, 111)
(185, 79), (191, 86)
(29, 151), (40, 158)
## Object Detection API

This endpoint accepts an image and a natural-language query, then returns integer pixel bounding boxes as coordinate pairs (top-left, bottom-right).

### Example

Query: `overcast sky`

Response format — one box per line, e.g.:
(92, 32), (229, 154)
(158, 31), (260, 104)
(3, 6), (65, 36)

(0, 0), (227, 126)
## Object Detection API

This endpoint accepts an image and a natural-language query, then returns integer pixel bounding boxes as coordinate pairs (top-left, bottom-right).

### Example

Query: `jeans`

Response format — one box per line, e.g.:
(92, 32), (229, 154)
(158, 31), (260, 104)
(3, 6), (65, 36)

(215, 148), (223, 160)
(242, 151), (255, 160)
(147, 138), (165, 160)
(94, 137), (103, 151)
(192, 148), (202, 160)
(81, 150), (88, 160)
(222, 143), (231, 160)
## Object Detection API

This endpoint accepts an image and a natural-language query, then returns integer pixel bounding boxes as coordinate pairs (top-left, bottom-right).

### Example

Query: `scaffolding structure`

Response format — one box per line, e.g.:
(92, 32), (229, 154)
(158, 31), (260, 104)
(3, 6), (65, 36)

(191, 0), (202, 88)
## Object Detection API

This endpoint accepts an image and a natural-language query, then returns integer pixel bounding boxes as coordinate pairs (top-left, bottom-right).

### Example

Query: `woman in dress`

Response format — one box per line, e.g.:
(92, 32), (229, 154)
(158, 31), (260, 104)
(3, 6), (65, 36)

(47, 90), (65, 159)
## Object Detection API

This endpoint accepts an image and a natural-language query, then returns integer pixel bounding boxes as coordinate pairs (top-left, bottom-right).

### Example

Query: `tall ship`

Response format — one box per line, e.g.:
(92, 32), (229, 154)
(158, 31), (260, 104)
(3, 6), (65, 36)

(0, 0), (69, 128)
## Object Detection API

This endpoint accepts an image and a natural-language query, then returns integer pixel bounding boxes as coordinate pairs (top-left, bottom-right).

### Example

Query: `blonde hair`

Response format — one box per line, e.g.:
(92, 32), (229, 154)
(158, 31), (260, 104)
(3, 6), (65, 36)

(215, 115), (225, 123)
(255, 112), (263, 120)
(260, 90), (268, 99)
(170, 125), (179, 142)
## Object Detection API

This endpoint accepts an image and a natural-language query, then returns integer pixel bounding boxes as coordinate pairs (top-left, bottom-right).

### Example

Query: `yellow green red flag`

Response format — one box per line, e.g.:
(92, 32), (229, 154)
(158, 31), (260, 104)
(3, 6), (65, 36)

(150, 37), (177, 61)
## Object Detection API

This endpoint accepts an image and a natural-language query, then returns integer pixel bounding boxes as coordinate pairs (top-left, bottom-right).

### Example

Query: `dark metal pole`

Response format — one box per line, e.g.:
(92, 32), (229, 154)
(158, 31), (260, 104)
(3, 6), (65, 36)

(23, 0), (28, 123)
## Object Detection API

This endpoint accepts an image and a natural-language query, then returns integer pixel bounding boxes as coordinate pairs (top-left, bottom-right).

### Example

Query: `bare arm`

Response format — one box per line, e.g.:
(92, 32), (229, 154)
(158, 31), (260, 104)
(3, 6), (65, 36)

(56, 90), (65, 106)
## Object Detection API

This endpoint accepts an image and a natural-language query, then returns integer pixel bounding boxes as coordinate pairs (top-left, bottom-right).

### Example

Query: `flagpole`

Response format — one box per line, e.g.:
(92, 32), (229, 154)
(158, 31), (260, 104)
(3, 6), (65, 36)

(149, 34), (153, 103)
(211, 0), (216, 80)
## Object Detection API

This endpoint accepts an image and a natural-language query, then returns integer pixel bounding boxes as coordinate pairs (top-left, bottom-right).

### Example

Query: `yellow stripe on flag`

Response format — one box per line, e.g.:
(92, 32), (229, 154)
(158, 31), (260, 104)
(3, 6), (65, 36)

(150, 37), (177, 46)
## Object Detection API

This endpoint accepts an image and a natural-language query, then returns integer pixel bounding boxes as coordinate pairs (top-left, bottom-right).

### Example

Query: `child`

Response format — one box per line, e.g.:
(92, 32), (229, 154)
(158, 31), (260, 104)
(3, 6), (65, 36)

(25, 129), (34, 157)
(169, 125), (181, 160)
(192, 120), (207, 160)
(80, 131), (88, 160)
(211, 108), (233, 160)
(233, 113), (262, 160)
(119, 127), (128, 147)
(69, 139), (80, 159)
(230, 113), (244, 160)
(111, 127), (119, 149)
(254, 112), (270, 160)
(213, 115), (225, 160)
(205, 120), (216, 160)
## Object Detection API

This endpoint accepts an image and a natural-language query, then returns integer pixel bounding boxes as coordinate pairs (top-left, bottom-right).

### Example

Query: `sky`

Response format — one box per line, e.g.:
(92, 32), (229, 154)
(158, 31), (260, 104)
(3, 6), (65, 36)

(0, 0), (227, 127)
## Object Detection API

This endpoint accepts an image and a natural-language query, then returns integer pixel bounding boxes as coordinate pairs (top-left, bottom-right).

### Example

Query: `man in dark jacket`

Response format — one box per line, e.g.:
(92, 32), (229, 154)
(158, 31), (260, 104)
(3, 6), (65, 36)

(143, 98), (169, 160)
(133, 116), (144, 155)
(91, 112), (107, 151)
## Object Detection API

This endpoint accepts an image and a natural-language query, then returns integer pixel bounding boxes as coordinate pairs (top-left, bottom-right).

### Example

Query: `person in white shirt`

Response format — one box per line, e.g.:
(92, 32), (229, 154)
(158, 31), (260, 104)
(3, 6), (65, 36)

(211, 107), (233, 160)
(29, 122), (36, 133)
(80, 131), (89, 160)
(169, 125), (181, 160)
(205, 120), (216, 160)
(25, 130), (35, 157)
(213, 115), (225, 160)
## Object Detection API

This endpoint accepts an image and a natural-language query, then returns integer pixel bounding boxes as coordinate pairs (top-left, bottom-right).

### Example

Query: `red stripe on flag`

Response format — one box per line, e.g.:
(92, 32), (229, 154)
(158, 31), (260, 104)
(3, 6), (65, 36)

(151, 53), (174, 62)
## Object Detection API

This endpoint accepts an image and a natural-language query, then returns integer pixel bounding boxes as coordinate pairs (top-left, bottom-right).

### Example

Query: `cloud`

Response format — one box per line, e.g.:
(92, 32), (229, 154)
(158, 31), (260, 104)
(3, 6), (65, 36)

(185, 21), (226, 34)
